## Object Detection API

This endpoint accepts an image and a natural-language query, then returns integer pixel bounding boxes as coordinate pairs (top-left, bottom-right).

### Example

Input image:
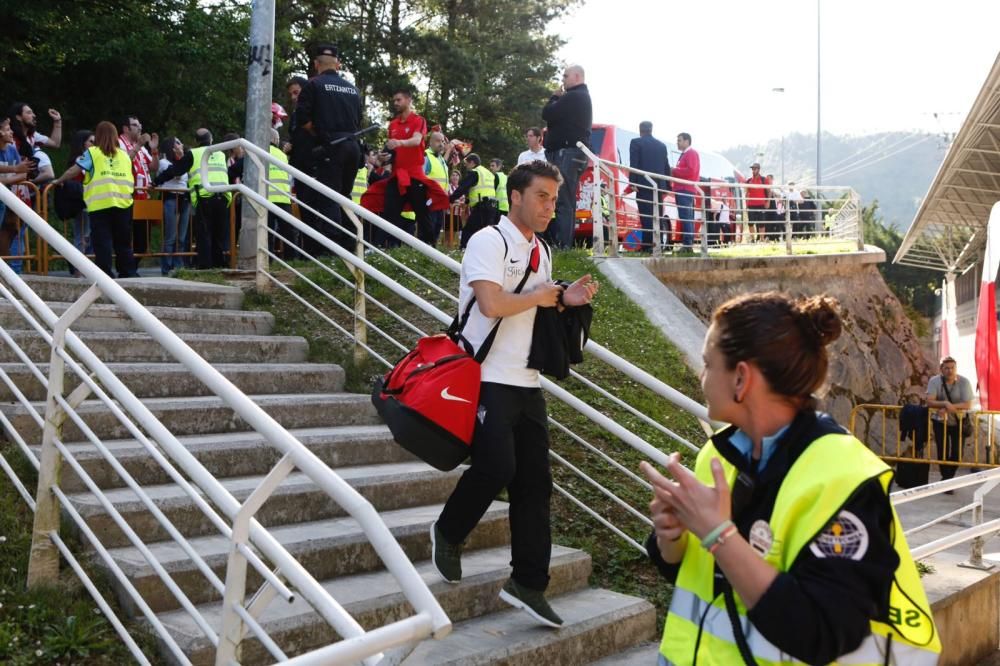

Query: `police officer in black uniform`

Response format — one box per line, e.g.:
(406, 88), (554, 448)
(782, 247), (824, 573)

(295, 43), (362, 254)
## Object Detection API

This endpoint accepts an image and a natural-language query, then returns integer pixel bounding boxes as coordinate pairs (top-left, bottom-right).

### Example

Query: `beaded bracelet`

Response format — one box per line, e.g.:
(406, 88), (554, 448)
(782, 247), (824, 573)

(700, 519), (735, 551)
(708, 525), (738, 554)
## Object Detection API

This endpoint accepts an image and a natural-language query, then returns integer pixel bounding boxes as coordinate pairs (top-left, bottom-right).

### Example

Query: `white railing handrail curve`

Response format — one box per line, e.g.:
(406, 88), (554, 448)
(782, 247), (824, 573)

(201, 138), (711, 433)
(0, 184), (451, 660)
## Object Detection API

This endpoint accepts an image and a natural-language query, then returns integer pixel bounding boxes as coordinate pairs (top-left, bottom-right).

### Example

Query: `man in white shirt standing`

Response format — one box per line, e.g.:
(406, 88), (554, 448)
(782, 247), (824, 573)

(431, 160), (598, 628)
(118, 115), (158, 270)
(516, 127), (547, 165)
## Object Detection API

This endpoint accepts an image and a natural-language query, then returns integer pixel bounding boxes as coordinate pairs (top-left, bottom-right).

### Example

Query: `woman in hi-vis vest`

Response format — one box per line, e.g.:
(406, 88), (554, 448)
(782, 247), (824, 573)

(643, 292), (940, 666)
(52, 121), (136, 278)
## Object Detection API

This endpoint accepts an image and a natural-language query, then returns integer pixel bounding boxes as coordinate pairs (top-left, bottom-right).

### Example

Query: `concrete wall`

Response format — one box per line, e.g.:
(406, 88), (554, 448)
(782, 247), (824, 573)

(642, 248), (936, 426)
(925, 556), (1000, 665)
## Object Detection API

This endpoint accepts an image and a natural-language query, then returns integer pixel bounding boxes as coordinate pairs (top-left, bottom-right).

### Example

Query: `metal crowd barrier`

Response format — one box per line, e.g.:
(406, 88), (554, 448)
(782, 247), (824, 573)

(850, 403), (993, 468)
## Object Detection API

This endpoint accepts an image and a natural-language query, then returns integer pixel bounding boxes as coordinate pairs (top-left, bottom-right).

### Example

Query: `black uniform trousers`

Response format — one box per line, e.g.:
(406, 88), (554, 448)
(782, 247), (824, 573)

(932, 420), (962, 480)
(635, 193), (658, 249)
(384, 178), (435, 247)
(193, 194), (229, 269)
(313, 140), (361, 255)
(459, 200), (497, 248)
(89, 205), (137, 278)
(437, 383), (553, 591)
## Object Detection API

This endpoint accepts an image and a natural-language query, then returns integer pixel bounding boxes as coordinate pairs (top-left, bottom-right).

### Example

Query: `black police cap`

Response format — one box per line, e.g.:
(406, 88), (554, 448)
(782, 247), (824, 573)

(313, 43), (339, 58)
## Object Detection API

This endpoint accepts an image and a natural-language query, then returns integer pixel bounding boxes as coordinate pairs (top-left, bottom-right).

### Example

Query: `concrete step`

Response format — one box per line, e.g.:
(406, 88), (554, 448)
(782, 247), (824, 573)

(4, 392), (378, 443)
(49, 425), (404, 493)
(156, 545), (594, 666)
(405, 588), (657, 666)
(591, 641), (661, 664)
(0, 301), (274, 335)
(0, 301), (273, 335)
(108, 502), (510, 614)
(19, 275), (244, 310)
(0, 330), (308, 364)
(0, 362), (344, 402)
(66, 461), (463, 548)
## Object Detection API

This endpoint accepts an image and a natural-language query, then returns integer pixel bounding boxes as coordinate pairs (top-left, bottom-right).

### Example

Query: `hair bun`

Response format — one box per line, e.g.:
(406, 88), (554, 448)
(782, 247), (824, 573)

(798, 296), (842, 347)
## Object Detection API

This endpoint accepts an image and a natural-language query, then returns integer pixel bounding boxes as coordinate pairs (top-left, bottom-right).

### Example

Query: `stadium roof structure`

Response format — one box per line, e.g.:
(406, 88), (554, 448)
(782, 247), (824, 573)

(895, 51), (1000, 275)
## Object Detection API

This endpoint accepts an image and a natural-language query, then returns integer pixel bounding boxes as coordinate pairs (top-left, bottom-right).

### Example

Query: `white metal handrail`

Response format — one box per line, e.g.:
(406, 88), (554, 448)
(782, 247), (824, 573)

(0, 184), (451, 664)
(575, 141), (864, 258)
(200, 139), (711, 558)
(890, 467), (1000, 567)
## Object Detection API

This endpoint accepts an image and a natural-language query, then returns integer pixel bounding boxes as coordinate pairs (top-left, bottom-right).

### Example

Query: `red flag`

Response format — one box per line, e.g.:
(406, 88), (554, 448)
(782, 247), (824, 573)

(975, 203), (1000, 409)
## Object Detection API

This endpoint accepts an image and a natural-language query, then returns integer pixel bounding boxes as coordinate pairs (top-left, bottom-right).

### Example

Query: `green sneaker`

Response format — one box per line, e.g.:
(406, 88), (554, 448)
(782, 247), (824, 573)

(430, 521), (462, 584)
(498, 578), (563, 628)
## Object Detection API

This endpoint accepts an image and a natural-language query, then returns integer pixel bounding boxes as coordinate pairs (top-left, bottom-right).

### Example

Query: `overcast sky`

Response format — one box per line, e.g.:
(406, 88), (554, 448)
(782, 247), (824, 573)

(555, 0), (1000, 152)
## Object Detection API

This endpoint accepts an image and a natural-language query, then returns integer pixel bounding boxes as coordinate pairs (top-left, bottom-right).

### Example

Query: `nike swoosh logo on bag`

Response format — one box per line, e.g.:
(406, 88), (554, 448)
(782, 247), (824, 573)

(510, 258), (520, 263)
(440, 387), (472, 403)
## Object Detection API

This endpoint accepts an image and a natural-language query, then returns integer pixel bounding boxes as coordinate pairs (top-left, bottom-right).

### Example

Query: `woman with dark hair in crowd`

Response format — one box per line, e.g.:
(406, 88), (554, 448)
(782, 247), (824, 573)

(643, 292), (940, 665)
(51, 121), (137, 277)
(157, 136), (191, 274)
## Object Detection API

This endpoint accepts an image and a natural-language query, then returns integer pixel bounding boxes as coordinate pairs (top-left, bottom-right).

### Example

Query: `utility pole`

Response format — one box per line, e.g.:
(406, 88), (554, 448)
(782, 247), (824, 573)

(816, 0), (822, 187)
(239, 0), (275, 279)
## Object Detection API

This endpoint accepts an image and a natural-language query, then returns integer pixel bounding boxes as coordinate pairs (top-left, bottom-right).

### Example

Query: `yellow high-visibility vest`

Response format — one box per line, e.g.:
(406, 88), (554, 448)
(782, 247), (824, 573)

(267, 145), (292, 204)
(495, 172), (509, 213)
(83, 146), (134, 212)
(468, 165), (496, 207)
(351, 168), (368, 204)
(188, 146), (232, 207)
(660, 433), (941, 665)
(425, 148), (448, 192)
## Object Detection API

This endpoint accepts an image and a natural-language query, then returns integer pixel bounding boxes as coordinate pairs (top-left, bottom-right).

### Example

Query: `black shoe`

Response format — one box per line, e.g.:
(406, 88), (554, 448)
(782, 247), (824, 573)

(498, 578), (563, 628)
(430, 521), (462, 584)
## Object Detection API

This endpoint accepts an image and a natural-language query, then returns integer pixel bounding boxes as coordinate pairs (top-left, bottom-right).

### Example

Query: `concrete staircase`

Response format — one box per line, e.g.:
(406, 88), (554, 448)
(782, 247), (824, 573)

(11, 275), (656, 665)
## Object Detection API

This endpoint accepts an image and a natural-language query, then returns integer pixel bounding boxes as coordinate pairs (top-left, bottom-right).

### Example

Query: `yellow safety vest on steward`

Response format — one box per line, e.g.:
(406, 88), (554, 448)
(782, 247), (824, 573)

(83, 146), (134, 212)
(188, 146), (232, 208)
(351, 168), (368, 204)
(495, 171), (509, 213)
(660, 433), (941, 666)
(468, 165), (496, 207)
(267, 145), (292, 204)
(425, 148), (448, 192)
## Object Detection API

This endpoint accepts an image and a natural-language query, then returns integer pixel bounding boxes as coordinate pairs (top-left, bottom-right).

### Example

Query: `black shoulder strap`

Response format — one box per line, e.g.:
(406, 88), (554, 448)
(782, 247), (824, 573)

(448, 226), (534, 363)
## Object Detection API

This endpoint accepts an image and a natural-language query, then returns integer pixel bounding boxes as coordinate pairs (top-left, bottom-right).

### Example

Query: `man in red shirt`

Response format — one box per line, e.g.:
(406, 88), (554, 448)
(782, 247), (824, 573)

(361, 88), (448, 247)
(745, 162), (769, 240)
(671, 132), (700, 251)
(119, 115), (158, 270)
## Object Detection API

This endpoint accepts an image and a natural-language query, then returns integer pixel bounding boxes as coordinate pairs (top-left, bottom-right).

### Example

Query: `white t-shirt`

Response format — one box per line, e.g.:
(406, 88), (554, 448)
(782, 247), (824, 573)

(158, 157), (188, 190)
(457, 216), (552, 387)
(517, 147), (547, 165)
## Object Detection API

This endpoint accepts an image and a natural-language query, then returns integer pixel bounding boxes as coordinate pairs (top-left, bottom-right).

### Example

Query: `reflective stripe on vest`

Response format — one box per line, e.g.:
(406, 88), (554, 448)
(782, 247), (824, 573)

(267, 145), (292, 204)
(352, 168), (368, 204)
(83, 146), (134, 212)
(425, 149), (448, 191)
(660, 433), (942, 665)
(188, 147), (232, 204)
(495, 172), (509, 212)
(468, 165), (496, 207)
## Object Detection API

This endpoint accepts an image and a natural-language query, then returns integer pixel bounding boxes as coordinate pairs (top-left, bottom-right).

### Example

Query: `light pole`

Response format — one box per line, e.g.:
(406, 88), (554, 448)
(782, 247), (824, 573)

(772, 87), (785, 184)
(816, 0), (822, 186)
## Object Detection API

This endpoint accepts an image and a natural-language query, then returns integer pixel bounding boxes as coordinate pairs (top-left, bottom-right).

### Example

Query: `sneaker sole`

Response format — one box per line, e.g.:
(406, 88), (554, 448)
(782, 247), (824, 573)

(498, 588), (563, 629)
(429, 522), (461, 585)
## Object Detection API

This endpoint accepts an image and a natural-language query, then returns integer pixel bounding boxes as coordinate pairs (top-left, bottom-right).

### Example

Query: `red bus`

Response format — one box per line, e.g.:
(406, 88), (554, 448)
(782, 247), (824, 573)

(574, 124), (745, 249)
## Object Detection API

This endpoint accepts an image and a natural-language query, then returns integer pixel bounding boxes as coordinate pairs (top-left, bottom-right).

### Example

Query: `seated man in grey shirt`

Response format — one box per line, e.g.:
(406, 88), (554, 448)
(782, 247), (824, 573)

(925, 356), (975, 482)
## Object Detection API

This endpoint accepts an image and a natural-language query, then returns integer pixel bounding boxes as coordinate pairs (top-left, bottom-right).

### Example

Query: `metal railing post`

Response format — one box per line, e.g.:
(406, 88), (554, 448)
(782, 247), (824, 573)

(785, 201), (793, 254)
(26, 283), (102, 588)
(700, 195), (709, 258)
(855, 191), (865, 250)
(346, 208), (368, 366)
(644, 175), (661, 257)
(591, 171), (605, 256)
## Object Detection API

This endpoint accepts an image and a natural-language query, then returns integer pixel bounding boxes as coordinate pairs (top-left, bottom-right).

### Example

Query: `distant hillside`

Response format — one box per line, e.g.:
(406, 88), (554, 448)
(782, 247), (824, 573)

(722, 132), (947, 231)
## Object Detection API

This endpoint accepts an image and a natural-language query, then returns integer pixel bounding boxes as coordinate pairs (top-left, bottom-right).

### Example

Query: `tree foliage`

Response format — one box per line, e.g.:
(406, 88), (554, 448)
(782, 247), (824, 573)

(1, 0), (250, 139)
(863, 200), (938, 316)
